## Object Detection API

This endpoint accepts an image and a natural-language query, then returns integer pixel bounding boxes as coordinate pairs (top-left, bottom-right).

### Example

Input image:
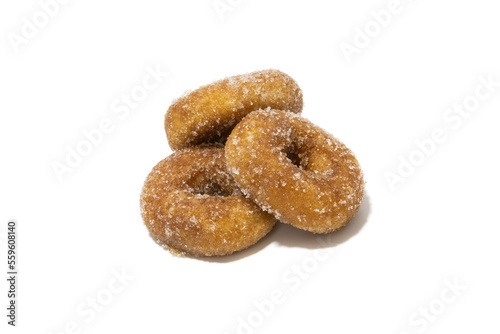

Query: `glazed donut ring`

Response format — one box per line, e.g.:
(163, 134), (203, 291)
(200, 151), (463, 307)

(140, 145), (276, 256)
(225, 110), (364, 234)
(165, 69), (303, 151)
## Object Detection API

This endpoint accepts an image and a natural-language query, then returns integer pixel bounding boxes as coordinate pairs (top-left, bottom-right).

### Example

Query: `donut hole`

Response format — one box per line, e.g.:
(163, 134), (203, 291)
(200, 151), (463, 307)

(186, 172), (236, 197)
(283, 141), (310, 170)
(284, 147), (302, 168)
(192, 125), (235, 147)
(191, 181), (233, 197)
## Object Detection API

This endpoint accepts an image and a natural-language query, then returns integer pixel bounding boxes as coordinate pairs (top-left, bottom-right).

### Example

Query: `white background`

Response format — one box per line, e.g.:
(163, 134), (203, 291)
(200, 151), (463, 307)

(1, 0), (499, 333)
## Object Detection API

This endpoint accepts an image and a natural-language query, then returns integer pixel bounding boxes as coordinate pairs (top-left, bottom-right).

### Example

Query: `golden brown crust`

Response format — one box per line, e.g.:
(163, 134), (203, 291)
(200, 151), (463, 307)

(140, 145), (276, 256)
(165, 69), (303, 150)
(225, 110), (364, 234)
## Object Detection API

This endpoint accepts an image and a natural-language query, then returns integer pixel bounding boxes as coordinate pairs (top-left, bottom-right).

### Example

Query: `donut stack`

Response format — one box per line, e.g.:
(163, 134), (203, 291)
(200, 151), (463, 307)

(140, 70), (364, 257)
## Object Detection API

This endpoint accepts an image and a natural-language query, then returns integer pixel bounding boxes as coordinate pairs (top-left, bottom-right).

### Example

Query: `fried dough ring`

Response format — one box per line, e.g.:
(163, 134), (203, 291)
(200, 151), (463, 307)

(140, 145), (276, 256)
(225, 110), (364, 233)
(165, 69), (303, 150)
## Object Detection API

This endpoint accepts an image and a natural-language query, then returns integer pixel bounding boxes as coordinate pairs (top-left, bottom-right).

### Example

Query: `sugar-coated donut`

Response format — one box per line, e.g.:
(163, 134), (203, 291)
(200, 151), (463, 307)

(140, 145), (276, 256)
(225, 110), (364, 234)
(165, 69), (303, 151)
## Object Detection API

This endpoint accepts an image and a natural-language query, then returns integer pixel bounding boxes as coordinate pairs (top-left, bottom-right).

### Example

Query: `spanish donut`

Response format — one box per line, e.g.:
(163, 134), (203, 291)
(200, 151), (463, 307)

(225, 110), (364, 233)
(165, 69), (303, 150)
(140, 145), (276, 256)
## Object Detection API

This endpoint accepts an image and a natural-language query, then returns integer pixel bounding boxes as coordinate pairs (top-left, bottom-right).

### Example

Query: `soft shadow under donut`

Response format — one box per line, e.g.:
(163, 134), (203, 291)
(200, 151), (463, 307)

(195, 191), (371, 263)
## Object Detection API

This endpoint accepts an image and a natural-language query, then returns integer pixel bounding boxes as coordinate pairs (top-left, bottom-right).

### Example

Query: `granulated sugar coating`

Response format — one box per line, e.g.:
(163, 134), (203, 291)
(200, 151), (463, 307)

(140, 145), (276, 257)
(165, 69), (303, 150)
(225, 110), (365, 234)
